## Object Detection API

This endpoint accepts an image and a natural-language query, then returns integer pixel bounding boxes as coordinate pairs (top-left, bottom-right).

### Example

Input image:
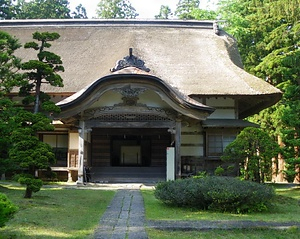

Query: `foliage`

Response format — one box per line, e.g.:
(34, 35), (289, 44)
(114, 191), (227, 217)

(0, 31), (24, 175)
(221, 127), (280, 183)
(280, 83), (300, 182)
(13, 174), (43, 198)
(190, 8), (218, 20)
(175, 0), (217, 20)
(155, 5), (172, 19)
(0, 192), (17, 227)
(0, 99), (23, 175)
(214, 166), (225, 176)
(218, 0), (300, 180)
(96, 0), (138, 19)
(154, 176), (275, 213)
(144, 186), (300, 222)
(15, 0), (71, 19)
(20, 31), (63, 114)
(1, 0), (88, 19)
(8, 111), (56, 198)
(71, 3), (87, 19)
(193, 170), (208, 179)
(0, 0), (18, 19)
(175, 0), (200, 19)
(0, 31), (23, 95)
(0, 31), (62, 198)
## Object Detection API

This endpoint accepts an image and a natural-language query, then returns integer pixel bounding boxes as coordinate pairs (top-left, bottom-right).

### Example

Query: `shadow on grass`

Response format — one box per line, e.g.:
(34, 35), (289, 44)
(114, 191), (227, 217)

(0, 182), (116, 239)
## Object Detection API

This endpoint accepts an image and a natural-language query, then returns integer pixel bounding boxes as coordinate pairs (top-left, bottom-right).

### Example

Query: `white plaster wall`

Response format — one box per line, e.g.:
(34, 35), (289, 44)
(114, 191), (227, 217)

(181, 135), (204, 144)
(181, 146), (204, 156)
(138, 90), (169, 108)
(206, 97), (236, 119)
(85, 89), (170, 109)
(69, 132), (79, 149)
(89, 91), (122, 108)
(181, 125), (204, 157)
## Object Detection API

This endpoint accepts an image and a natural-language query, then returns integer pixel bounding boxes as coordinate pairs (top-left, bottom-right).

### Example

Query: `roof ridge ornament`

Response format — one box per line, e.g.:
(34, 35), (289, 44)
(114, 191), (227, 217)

(110, 48), (150, 72)
(213, 21), (220, 35)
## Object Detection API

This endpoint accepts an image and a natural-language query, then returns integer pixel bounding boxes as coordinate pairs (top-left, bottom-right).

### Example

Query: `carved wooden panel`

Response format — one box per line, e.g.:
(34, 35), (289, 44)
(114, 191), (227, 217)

(68, 149), (78, 168)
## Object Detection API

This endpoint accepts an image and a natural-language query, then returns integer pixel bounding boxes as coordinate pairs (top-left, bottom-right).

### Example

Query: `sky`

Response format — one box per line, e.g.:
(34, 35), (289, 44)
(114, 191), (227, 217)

(69, 0), (219, 19)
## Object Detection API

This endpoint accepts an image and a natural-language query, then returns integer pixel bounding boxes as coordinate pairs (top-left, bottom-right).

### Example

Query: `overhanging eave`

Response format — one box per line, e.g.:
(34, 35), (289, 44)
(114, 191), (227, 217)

(56, 73), (215, 121)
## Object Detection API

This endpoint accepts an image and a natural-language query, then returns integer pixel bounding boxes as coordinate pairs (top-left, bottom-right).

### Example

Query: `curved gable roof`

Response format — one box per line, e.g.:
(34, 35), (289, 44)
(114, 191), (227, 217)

(57, 67), (215, 120)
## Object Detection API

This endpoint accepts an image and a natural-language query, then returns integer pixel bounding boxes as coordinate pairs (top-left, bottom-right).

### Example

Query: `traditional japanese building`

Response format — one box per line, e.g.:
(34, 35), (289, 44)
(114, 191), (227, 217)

(1, 19), (281, 183)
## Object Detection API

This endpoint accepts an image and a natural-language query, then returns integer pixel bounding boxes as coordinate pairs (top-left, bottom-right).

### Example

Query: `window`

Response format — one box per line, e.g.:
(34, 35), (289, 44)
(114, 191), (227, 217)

(207, 133), (236, 156)
(42, 134), (68, 167)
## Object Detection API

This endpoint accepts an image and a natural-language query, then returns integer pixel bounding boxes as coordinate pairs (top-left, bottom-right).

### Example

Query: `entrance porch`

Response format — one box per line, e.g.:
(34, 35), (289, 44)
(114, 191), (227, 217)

(87, 128), (171, 183)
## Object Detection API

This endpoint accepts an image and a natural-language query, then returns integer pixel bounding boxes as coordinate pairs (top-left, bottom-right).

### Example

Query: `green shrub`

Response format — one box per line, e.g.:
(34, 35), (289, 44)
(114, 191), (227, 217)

(214, 166), (225, 176)
(154, 176), (275, 213)
(193, 171), (207, 179)
(0, 193), (18, 227)
(14, 174), (43, 198)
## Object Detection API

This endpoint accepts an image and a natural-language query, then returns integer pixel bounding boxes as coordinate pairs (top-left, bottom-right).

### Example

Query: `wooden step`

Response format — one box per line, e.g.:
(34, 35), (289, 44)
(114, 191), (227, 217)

(87, 167), (166, 183)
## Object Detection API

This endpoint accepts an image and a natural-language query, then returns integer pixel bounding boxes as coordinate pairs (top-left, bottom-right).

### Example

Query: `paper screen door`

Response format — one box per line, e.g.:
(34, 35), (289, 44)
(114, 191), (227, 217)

(120, 146), (141, 165)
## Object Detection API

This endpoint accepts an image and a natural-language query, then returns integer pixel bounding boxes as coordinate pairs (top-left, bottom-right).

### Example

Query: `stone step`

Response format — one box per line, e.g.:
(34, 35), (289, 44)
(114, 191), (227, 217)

(86, 167), (166, 183)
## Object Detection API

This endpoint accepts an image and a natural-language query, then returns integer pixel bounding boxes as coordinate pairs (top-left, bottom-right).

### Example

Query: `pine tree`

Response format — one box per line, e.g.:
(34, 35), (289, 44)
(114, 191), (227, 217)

(20, 32), (64, 114)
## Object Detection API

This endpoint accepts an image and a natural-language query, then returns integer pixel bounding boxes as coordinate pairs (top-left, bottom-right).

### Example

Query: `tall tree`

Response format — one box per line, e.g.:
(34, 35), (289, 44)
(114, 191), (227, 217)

(0, 31), (23, 94)
(96, 0), (138, 19)
(222, 127), (280, 183)
(20, 32), (64, 114)
(0, 31), (61, 198)
(16, 0), (71, 19)
(190, 8), (217, 20)
(175, 0), (200, 19)
(0, 0), (18, 19)
(218, 0), (300, 81)
(9, 111), (56, 198)
(0, 31), (23, 176)
(71, 3), (87, 19)
(280, 83), (300, 182)
(218, 0), (300, 182)
(155, 5), (172, 19)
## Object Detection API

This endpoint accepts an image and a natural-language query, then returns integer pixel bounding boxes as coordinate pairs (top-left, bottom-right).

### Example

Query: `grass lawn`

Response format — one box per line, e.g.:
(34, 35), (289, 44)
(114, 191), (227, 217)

(0, 182), (116, 239)
(143, 185), (300, 239)
(142, 186), (300, 222)
(147, 227), (300, 239)
(0, 182), (299, 239)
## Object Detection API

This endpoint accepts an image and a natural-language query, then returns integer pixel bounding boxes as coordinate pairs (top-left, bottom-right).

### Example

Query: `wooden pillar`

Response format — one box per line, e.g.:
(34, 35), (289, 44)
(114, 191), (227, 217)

(77, 120), (85, 185)
(175, 118), (182, 178)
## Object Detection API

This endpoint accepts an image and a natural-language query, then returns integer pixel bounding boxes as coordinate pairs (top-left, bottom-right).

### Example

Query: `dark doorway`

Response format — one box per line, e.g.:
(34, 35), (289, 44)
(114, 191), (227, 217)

(111, 135), (151, 166)
(91, 128), (171, 167)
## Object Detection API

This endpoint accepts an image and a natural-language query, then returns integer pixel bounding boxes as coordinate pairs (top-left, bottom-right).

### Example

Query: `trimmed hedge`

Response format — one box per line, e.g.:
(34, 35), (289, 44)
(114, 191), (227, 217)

(0, 193), (18, 227)
(154, 176), (275, 213)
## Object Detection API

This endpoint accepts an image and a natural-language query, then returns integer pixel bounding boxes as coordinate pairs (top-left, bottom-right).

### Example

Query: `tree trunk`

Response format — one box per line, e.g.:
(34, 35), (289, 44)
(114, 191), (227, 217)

(24, 187), (33, 198)
(294, 130), (299, 183)
(244, 157), (249, 180)
(277, 135), (285, 182)
(34, 75), (42, 114)
(34, 93), (40, 114)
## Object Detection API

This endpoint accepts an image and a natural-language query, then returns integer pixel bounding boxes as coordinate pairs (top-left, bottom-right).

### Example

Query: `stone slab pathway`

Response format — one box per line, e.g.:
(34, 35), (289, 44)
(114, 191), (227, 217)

(93, 189), (148, 239)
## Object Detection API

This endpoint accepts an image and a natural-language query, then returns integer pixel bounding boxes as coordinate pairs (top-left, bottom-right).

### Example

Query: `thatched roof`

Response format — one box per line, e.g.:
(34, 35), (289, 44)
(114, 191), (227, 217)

(0, 19), (281, 118)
